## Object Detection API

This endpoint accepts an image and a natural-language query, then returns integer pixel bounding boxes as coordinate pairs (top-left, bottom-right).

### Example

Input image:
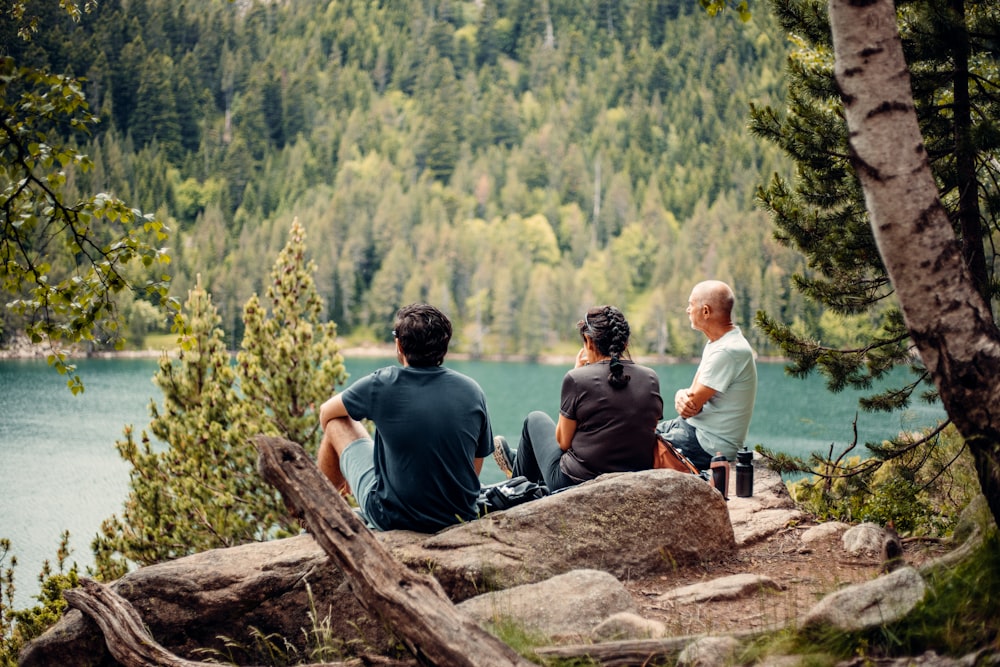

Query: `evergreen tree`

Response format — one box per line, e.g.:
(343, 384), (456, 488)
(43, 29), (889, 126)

(92, 277), (270, 579)
(235, 218), (347, 453)
(751, 0), (1000, 413)
(92, 221), (347, 578)
(132, 52), (184, 162)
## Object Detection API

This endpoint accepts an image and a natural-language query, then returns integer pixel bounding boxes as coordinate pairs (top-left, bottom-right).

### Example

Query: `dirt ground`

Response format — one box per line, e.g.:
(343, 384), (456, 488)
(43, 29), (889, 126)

(622, 520), (952, 639)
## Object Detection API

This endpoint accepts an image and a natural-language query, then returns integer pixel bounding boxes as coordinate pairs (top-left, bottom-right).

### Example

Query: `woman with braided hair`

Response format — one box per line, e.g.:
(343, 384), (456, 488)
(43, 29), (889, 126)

(493, 306), (663, 491)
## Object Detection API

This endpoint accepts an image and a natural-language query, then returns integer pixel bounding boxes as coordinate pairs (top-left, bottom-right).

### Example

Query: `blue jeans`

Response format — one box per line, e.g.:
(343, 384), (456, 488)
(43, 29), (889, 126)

(656, 418), (713, 471)
(510, 411), (576, 491)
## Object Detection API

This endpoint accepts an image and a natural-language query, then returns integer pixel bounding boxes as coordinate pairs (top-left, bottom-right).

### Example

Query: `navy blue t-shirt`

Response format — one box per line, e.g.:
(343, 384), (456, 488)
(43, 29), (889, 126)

(340, 365), (494, 532)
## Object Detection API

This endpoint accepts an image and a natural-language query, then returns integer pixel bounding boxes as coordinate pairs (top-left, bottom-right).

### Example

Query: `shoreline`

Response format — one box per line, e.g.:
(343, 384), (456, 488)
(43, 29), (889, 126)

(0, 335), (786, 367)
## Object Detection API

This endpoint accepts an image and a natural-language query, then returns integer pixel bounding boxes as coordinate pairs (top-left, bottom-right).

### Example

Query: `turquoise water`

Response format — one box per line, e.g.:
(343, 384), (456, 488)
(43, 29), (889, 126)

(0, 356), (945, 608)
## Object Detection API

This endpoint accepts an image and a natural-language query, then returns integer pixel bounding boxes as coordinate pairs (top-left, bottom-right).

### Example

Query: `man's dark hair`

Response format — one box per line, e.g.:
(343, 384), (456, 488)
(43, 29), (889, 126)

(394, 303), (452, 367)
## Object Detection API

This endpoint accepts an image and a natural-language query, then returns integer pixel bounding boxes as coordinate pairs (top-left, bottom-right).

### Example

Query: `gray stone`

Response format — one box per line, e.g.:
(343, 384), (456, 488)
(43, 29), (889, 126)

(19, 534), (386, 667)
(801, 521), (851, 543)
(656, 573), (783, 605)
(802, 566), (926, 631)
(393, 468), (737, 599)
(725, 458), (804, 546)
(842, 521), (889, 556)
(458, 569), (634, 640)
(677, 635), (743, 667)
(591, 612), (667, 640)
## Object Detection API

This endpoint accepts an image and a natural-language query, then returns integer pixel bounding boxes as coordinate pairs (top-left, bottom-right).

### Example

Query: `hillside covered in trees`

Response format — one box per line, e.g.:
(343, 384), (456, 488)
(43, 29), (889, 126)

(3, 0), (811, 358)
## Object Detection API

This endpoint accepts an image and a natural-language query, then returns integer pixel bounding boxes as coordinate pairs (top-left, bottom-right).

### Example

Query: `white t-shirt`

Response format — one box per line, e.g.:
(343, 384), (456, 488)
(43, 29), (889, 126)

(688, 327), (757, 460)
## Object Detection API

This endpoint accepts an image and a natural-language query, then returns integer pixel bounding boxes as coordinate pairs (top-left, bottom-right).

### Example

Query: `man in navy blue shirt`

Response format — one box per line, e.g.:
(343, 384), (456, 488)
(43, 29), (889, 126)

(318, 303), (494, 532)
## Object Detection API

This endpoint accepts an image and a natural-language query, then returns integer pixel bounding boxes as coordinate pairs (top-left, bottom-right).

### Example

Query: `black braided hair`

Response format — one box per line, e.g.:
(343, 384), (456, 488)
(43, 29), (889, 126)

(579, 305), (632, 389)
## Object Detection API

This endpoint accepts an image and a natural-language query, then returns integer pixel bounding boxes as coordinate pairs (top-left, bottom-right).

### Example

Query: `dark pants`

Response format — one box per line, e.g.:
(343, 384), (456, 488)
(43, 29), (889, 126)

(656, 417), (713, 471)
(511, 411), (576, 491)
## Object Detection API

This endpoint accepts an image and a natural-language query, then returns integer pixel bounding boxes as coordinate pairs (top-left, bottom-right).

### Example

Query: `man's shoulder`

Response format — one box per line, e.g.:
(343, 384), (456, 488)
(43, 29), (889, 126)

(439, 366), (486, 393)
(354, 365), (402, 386)
(715, 328), (754, 356)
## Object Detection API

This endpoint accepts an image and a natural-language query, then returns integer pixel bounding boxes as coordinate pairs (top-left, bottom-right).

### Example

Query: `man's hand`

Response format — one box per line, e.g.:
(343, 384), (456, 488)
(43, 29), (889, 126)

(675, 382), (717, 419)
(675, 389), (699, 418)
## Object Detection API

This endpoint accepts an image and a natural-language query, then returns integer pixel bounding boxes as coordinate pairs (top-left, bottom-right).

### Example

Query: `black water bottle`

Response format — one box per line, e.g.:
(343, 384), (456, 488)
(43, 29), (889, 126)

(710, 452), (729, 500)
(736, 446), (754, 498)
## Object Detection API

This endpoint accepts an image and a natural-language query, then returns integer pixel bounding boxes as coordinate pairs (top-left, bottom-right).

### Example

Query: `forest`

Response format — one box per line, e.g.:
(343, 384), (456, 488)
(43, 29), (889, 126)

(2, 0), (813, 359)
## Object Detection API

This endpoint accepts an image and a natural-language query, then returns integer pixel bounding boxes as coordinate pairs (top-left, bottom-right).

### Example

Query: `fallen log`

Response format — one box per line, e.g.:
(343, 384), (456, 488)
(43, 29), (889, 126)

(254, 435), (536, 667)
(63, 578), (402, 667)
(533, 636), (695, 666)
(63, 578), (205, 667)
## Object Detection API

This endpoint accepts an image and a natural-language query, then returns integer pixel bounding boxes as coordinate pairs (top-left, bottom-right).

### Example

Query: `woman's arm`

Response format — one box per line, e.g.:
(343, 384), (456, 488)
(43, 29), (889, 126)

(555, 414), (577, 451)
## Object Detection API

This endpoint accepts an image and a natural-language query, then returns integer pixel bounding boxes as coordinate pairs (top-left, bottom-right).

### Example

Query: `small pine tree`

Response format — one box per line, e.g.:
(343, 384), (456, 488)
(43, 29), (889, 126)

(235, 218), (347, 454)
(93, 220), (346, 578)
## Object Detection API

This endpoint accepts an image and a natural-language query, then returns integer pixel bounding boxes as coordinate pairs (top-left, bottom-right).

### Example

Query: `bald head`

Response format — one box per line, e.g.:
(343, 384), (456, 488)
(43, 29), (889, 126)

(691, 280), (734, 319)
(687, 280), (735, 340)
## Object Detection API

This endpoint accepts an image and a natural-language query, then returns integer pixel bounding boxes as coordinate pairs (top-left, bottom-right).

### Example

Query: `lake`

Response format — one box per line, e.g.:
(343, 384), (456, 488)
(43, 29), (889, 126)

(0, 356), (945, 609)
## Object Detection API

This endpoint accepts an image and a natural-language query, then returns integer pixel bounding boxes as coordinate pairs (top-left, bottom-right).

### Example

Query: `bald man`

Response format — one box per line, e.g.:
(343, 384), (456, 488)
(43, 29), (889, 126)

(656, 280), (757, 470)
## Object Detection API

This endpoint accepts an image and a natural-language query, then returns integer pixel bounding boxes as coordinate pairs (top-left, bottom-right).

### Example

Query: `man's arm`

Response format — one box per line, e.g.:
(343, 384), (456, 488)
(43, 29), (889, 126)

(474, 457), (484, 475)
(319, 394), (350, 430)
(675, 381), (716, 419)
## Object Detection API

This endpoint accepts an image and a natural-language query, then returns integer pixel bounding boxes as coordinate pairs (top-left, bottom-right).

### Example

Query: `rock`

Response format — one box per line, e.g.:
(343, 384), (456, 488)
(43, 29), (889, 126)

(457, 569), (634, 641)
(725, 456), (805, 546)
(18, 534), (387, 666)
(842, 522), (891, 556)
(801, 521), (850, 543)
(655, 573), (782, 605)
(392, 468), (737, 600)
(591, 612), (667, 640)
(802, 566), (926, 631)
(952, 494), (996, 545)
(676, 635), (743, 667)
(22, 468), (735, 665)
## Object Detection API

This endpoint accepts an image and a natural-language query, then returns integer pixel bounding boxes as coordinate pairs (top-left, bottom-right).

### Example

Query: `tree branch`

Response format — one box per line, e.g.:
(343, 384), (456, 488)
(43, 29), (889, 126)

(253, 435), (536, 667)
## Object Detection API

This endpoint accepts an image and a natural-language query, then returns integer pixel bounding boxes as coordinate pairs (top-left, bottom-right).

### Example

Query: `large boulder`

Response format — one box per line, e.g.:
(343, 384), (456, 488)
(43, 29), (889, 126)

(18, 534), (379, 667)
(21, 468), (734, 666)
(390, 468), (736, 600)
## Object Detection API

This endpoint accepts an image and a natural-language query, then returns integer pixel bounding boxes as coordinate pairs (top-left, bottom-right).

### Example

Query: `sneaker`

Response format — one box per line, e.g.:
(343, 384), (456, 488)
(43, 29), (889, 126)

(493, 435), (514, 478)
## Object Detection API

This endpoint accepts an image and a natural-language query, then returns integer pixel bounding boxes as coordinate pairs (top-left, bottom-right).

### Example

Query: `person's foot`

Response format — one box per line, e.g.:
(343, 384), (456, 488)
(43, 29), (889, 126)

(493, 435), (514, 478)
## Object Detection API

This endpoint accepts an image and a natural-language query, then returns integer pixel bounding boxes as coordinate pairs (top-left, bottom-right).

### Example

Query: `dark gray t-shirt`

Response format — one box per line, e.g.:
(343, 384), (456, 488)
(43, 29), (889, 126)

(340, 365), (494, 532)
(558, 360), (663, 482)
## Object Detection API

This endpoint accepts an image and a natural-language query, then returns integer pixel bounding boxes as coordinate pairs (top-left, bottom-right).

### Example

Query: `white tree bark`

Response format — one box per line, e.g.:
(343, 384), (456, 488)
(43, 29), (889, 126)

(828, 0), (1000, 525)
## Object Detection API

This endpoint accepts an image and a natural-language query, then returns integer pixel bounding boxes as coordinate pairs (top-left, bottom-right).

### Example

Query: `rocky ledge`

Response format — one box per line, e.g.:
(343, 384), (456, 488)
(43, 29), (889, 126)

(19, 460), (987, 667)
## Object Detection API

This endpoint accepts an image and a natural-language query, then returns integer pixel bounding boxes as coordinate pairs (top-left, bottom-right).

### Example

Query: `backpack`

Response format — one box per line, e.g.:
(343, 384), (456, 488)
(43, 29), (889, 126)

(653, 434), (701, 475)
(477, 476), (548, 514)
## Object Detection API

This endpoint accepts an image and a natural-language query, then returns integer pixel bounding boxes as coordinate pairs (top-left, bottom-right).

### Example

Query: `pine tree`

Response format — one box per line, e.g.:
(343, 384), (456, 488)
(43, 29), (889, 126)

(235, 218), (347, 453)
(750, 0), (1000, 413)
(92, 220), (347, 578)
(92, 277), (271, 579)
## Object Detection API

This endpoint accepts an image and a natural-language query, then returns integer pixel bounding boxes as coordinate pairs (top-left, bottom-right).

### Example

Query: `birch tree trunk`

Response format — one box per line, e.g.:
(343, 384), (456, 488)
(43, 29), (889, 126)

(827, 0), (1000, 527)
